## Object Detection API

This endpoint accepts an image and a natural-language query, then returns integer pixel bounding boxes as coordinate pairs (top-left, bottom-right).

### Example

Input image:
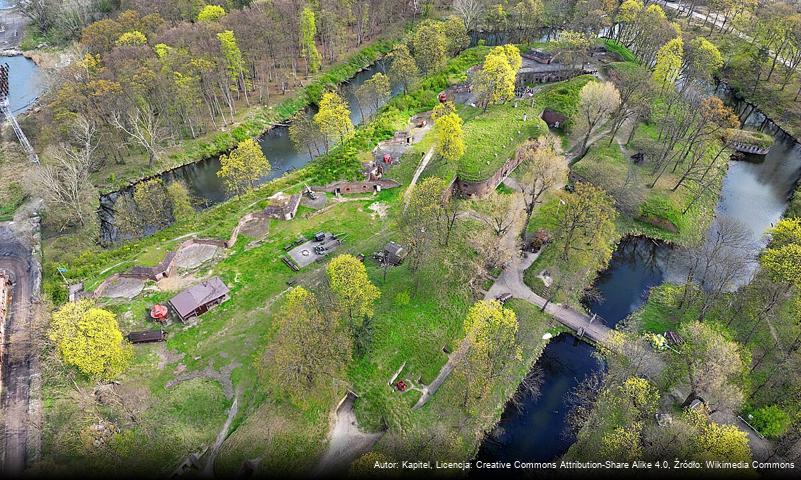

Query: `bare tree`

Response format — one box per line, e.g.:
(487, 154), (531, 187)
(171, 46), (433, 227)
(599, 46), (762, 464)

(453, 0), (484, 31)
(111, 106), (167, 168)
(672, 216), (756, 315)
(516, 136), (568, 232)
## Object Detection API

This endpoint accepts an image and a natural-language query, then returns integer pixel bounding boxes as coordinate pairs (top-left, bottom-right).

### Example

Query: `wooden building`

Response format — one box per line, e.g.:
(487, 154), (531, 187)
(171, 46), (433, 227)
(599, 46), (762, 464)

(168, 276), (230, 323)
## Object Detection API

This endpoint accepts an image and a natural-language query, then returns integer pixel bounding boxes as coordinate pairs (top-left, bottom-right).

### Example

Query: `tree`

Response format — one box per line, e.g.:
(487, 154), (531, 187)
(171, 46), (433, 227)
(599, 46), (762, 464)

(217, 138), (270, 196)
(442, 16), (470, 56)
(387, 44), (419, 94)
(133, 178), (170, 228)
(217, 30), (249, 100)
(687, 409), (751, 463)
(516, 137), (568, 229)
(326, 254), (381, 332)
(761, 218), (801, 290)
(681, 37), (724, 87)
(552, 182), (617, 261)
(512, 0), (544, 42)
(652, 37), (684, 90)
(572, 81), (621, 160)
(263, 287), (350, 402)
(49, 299), (132, 380)
(453, 0), (484, 31)
(554, 30), (592, 69)
(110, 104), (166, 168)
(456, 300), (520, 412)
(670, 322), (745, 413)
(474, 45), (521, 111)
(607, 63), (653, 145)
(355, 72), (390, 118)
(412, 20), (447, 74)
(300, 7), (322, 74)
(196, 4), (226, 22)
(30, 116), (99, 229)
(289, 112), (324, 159)
(313, 91), (354, 149)
(477, 190), (520, 237)
(433, 111), (465, 163)
(401, 177), (450, 279)
(166, 181), (194, 223)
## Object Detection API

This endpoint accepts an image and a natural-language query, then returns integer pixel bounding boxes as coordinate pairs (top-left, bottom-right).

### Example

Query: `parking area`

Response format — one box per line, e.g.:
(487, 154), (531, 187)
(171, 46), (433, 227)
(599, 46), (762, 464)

(286, 232), (341, 269)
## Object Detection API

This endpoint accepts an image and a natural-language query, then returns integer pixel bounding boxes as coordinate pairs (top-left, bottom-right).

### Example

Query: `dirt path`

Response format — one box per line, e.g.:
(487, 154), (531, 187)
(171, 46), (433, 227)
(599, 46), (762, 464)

(403, 147), (435, 209)
(0, 224), (38, 474)
(315, 392), (383, 475)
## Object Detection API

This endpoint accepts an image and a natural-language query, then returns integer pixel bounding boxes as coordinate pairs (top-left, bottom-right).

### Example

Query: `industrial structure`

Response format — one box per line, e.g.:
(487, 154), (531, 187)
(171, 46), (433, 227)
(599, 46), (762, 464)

(0, 63), (38, 164)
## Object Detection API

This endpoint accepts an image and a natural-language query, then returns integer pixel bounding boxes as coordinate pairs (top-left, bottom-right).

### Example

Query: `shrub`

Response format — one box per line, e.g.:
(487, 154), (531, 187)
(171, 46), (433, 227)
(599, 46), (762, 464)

(748, 405), (791, 439)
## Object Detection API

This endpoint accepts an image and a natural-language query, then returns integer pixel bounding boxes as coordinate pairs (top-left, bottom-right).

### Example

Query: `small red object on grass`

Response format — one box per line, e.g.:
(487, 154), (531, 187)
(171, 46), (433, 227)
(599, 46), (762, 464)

(438, 92), (447, 103)
(395, 380), (407, 392)
(150, 304), (168, 321)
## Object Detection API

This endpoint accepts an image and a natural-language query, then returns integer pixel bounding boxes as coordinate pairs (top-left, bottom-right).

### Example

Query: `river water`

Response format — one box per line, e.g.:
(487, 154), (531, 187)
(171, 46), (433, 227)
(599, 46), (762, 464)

(2, 55), (43, 114)
(100, 61), (398, 243)
(476, 90), (801, 463)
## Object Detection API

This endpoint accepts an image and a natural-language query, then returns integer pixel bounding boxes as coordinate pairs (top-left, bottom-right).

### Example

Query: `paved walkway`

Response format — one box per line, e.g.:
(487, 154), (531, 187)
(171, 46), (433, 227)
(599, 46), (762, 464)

(403, 147), (435, 210)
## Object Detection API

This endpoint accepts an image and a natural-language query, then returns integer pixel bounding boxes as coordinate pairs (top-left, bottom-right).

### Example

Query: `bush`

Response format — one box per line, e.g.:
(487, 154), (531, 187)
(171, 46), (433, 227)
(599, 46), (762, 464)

(748, 405), (791, 439)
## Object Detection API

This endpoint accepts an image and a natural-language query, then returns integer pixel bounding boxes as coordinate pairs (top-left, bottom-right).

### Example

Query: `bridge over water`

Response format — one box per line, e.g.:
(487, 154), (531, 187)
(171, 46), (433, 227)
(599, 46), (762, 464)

(0, 62), (38, 164)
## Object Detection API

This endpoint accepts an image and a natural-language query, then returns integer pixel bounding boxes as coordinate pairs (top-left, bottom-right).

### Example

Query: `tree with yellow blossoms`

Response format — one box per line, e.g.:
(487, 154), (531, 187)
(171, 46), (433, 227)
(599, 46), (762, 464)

(49, 299), (132, 381)
(433, 111), (465, 164)
(474, 45), (522, 111)
(314, 91), (354, 150)
(217, 138), (270, 196)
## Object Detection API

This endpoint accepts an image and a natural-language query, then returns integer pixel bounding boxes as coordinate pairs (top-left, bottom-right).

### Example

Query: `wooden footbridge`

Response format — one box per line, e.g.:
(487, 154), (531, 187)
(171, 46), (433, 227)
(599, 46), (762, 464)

(730, 141), (770, 156)
(0, 63), (39, 164)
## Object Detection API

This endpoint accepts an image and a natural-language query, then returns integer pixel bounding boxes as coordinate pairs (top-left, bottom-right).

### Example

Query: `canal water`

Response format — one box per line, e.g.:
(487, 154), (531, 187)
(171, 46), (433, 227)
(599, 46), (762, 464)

(2, 54), (44, 114)
(100, 61), (398, 243)
(474, 334), (603, 467)
(476, 89), (801, 464)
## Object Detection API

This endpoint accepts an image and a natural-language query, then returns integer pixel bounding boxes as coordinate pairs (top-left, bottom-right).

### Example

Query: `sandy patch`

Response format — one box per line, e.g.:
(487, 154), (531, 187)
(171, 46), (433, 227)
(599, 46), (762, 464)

(156, 272), (202, 292)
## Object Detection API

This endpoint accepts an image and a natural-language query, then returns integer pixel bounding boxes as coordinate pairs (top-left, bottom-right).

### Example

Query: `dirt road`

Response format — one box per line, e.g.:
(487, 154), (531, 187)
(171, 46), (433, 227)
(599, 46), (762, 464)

(0, 224), (38, 474)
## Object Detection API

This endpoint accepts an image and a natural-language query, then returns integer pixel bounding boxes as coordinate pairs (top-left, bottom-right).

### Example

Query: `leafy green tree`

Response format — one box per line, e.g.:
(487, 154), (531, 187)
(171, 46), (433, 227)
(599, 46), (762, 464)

(456, 300), (520, 413)
(49, 299), (132, 380)
(412, 20), (447, 74)
(387, 43), (419, 93)
(217, 30), (248, 95)
(761, 218), (801, 289)
(196, 4), (226, 22)
(300, 7), (322, 74)
(166, 181), (194, 223)
(313, 91), (354, 149)
(433, 111), (465, 163)
(326, 254), (381, 331)
(133, 178), (170, 227)
(217, 138), (270, 196)
(671, 322), (745, 413)
(681, 37), (723, 86)
(442, 15), (470, 55)
(552, 182), (617, 262)
(687, 409), (751, 463)
(355, 72), (390, 118)
(263, 287), (350, 403)
(748, 405), (791, 438)
(652, 37), (684, 90)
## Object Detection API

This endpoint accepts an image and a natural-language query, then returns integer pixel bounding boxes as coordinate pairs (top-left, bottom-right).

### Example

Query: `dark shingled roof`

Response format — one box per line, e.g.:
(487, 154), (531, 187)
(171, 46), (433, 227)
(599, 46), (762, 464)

(127, 330), (166, 343)
(169, 276), (229, 319)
